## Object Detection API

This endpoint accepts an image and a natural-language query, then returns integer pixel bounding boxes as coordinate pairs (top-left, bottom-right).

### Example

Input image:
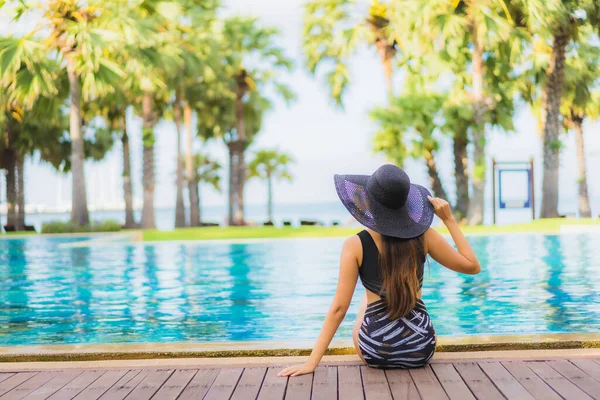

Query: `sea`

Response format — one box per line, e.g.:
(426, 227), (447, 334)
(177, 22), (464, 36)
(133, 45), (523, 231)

(12, 196), (599, 232)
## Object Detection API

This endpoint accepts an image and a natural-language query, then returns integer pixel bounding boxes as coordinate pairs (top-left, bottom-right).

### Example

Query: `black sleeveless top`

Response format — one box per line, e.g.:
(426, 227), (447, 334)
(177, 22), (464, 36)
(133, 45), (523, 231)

(357, 230), (424, 294)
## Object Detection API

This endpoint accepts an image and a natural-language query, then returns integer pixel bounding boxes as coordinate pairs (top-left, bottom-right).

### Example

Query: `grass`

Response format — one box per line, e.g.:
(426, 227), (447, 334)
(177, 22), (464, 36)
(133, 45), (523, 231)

(142, 218), (599, 241)
(3, 218), (597, 240)
(435, 217), (600, 235)
(142, 226), (360, 241)
(2, 230), (38, 236)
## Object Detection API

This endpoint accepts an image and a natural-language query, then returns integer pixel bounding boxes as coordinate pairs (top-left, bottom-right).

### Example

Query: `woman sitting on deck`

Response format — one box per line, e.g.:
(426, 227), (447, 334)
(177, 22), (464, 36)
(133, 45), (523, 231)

(280, 164), (480, 376)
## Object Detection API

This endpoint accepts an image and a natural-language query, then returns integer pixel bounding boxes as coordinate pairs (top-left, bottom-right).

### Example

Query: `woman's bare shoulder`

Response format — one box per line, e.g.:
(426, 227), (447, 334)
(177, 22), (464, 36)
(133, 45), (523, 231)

(423, 227), (440, 253)
(343, 234), (362, 249)
(341, 234), (363, 265)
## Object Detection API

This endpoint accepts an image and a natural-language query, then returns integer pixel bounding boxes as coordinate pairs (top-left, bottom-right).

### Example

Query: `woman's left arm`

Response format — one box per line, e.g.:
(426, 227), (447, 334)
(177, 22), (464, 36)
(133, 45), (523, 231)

(279, 236), (360, 377)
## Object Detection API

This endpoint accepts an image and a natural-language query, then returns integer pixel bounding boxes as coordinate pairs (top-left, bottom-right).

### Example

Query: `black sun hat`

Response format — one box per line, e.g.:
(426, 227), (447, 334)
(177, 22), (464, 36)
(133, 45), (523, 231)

(334, 164), (435, 239)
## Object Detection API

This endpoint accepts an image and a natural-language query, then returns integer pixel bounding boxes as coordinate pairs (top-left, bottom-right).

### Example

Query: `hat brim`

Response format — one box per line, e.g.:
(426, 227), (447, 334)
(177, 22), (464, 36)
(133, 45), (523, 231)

(334, 174), (434, 239)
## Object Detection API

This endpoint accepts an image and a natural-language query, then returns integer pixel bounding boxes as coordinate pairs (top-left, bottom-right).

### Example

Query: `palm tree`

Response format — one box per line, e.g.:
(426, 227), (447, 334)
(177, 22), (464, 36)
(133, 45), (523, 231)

(0, 63), (112, 231)
(1, 0), (125, 226)
(181, 74), (228, 227)
(393, 0), (514, 224)
(303, 0), (399, 104)
(191, 75), (237, 225)
(371, 90), (448, 200)
(192, 152), (222, 225)
(83, 91), (136, 228)
(226, 92), (271, 226)
(442, 97), (473, 220)
(165, 0), (219, 228)
(193, 84), (276, 227)
(222, 17), (294, 225)
(560, 34), (600, 218)
(124, 1), (184, 229)
(172, 86), (186, 228)
(0, 39), (66, 231)
(184, 102), (201, 226)
(248, 150), (294, 223)
(512, 0), (600, 217)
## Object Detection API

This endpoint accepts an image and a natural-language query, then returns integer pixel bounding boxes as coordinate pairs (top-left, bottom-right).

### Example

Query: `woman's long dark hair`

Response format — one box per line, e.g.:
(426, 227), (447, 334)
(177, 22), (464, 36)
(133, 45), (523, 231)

(379, 234), (426, 319)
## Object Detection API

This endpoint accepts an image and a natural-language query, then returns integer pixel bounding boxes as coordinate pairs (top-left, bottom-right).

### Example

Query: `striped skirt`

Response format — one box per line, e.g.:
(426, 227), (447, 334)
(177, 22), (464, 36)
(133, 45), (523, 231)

(357, 299), (436, 369)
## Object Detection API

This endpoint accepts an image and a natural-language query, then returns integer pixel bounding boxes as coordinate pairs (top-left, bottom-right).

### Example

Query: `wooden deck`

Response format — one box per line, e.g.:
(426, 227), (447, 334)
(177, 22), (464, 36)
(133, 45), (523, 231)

(1, 358), (600, 399)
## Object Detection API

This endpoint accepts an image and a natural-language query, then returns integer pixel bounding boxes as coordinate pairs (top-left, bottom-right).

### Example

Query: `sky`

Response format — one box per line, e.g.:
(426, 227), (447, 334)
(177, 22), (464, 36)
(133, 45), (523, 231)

(2, 0), (599, 217)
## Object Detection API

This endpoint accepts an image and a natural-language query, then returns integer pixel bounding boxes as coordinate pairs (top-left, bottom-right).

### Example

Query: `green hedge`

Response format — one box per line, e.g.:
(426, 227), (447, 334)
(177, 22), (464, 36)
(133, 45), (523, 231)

(41, 220), (122, 234)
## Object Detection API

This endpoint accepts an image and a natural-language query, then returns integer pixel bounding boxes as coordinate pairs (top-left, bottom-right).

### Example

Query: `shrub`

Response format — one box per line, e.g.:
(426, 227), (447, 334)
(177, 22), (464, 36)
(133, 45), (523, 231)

(92, 220), (122, 232)
(41, 220), (122, 234)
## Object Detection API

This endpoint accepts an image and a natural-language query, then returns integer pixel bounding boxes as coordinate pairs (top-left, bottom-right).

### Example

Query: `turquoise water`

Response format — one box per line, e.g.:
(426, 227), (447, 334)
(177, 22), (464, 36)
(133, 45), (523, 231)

(1, 233), (600, 346)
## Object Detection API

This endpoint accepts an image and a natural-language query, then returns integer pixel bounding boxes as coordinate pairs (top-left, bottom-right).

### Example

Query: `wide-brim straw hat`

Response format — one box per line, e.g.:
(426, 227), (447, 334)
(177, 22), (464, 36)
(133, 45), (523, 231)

(334, 164), (435, 239)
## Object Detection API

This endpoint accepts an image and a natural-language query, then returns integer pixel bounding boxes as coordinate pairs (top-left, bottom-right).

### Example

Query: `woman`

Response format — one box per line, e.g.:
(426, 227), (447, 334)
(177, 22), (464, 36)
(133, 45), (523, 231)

(279, 164), (480, 376)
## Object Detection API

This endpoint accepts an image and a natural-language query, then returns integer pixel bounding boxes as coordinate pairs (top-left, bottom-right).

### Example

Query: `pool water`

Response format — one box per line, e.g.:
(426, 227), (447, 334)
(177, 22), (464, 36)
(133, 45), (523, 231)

(1, 233), (600, 346)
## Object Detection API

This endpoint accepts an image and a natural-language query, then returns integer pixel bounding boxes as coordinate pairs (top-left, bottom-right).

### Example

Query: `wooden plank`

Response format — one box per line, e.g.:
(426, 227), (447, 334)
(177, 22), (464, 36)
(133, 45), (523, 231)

(311, 366), (337, 400)
(25, 371), (83, 400)
(72, 370), (129, 400)
(431, 364), (475, 400)
(148, 369), (196, 400)
(121, 369), (173, 400)
(478, 362), (535, 400)
(338, 366), (364, 400)
(177, 369), (219, 400)
(409, 366), (449, 400)
(231, 368), (267, 400)
(360, 367), (391, 400)
(572, 360), (600, 382)
(385, 369), (420, 400)
(0, 372), (57, 400)
(285, 373), (312, 400)
(547, 360), (600, 399)
(0, 376), (15, 385)
(454, 362), (504, 400)
(98, 370), (148, 400)
(203, 368), (243, 400)
(526, 361), (593, 400)
(0, 373), (38, 397)
(501, 361), (562, 400)
(257, 368), (288, 400)
(47, 370), (105, 400)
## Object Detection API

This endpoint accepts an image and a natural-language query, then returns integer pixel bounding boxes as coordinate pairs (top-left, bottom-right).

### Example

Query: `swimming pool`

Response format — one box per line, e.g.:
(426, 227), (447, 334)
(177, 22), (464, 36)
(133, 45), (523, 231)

(1, 233), (600, 346)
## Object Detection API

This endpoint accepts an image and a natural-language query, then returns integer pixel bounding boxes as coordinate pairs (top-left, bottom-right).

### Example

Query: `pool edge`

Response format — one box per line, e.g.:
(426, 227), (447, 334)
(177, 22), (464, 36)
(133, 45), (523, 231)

(2, 333), (600, 362)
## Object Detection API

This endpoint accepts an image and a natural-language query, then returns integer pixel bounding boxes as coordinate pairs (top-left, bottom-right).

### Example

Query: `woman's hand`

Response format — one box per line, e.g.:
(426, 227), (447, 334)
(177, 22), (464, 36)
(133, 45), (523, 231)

(428, 196), (454, 223)
(278, 362), (317, 377)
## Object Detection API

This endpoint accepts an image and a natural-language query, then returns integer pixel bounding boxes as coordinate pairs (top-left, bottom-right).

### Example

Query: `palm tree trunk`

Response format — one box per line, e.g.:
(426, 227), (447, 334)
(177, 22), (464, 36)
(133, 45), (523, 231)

(4, 145), (17, 229)
(374, 36), (396, 101)
(466, 20), (486, 225)
(66, 56), (90, 227)
(573, 115), (591, 218)
(267, 172), (273, 223)
(453, 132), (469, 220)
(424, 151), (448, 201)
(121, 116), (136, 229)
(382, 54), (394, 101)
(174, 91), (186, 228)
(185, 104), (200, 227)
(141, 92), (156, 229)
(540, 32), (569, 218)
(227, 142), (236, 226)
(234, 88), (247, 225)
(17, 156), (24, 230)
(236, 146), (246, 225)
(196, 183), (202, 224)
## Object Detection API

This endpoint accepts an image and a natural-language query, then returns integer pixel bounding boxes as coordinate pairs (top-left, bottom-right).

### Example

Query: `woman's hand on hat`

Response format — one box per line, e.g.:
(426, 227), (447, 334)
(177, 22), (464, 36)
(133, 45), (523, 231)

(428, 196), (454, 222)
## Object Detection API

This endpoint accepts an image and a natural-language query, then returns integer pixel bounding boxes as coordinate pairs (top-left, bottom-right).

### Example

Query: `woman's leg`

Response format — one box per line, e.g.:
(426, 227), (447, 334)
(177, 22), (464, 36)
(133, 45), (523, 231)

(352, 293), (368, 365)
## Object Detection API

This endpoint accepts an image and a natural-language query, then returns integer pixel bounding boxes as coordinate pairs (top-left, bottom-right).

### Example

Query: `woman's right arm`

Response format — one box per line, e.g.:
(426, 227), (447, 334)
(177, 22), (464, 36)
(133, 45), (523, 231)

(425, 196), (480, 275)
